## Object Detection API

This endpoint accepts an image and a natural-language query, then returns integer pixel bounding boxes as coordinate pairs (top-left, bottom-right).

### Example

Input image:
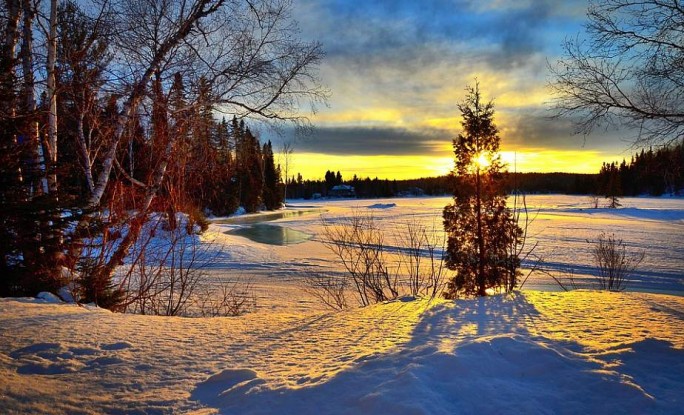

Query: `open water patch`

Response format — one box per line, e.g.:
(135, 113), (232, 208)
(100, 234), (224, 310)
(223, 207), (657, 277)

(227, 224), (312, 246)
(214, 208), (325, 225)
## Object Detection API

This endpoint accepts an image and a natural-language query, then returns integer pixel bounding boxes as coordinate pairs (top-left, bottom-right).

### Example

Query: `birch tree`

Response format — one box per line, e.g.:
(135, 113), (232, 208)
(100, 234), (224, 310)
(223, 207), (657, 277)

(0, 0), (326, 303)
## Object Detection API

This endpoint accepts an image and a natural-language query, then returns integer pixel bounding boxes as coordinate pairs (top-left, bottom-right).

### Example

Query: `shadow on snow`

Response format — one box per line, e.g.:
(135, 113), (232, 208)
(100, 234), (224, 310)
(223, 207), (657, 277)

(190, 294), (683, 415)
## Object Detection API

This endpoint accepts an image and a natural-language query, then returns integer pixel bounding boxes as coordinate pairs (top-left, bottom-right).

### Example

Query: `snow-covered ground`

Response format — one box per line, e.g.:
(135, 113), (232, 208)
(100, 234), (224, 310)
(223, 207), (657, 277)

(1, 195), (683, 414)
(206, 195), (684, 308)
(1, 291), (683, 414)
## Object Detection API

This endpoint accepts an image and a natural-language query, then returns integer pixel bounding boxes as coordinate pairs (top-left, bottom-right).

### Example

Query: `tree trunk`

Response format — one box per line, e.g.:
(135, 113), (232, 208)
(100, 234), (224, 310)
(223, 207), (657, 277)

(45, 0), (58, 193)
(95, 75), (175, 299)
(76, 112), (95, 193)
(20, 0), (45, 197)
(476, 165), (486, 296)
(3, 0), (22, 184)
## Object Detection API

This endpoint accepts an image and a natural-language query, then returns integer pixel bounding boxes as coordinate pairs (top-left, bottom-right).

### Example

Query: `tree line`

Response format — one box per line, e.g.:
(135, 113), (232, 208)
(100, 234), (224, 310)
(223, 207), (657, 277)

(598, 141), (684, 199)
(0, 0), (323, 303)
(285, 173), (451, 199)
(284, 171), (600, 200)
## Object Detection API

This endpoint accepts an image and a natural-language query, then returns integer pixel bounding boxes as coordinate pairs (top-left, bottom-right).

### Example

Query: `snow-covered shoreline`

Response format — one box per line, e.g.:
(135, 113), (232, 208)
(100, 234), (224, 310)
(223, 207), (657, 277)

(1, 290), (683, 414)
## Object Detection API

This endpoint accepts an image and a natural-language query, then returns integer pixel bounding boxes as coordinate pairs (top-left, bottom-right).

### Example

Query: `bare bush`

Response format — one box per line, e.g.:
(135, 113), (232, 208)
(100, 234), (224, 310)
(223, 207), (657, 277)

(590, 232), (645, 291)
(395, 218), (447, 299)
(303, 272), (349, 311)
(321, 212), (398, 307)
(317, 212), (449, 308)
(193, 279), (256, 317)
(113, 214), (255, 317)
(120, 216), (204, 316)
(588, 195), (600, 209)
(509, 192), (546, 294)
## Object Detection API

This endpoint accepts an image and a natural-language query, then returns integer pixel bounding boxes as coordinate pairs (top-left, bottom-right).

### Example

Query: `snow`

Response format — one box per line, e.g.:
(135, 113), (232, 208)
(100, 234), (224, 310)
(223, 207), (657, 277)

(1, 291), (683, 414)
(35, 292), (62, 303)
(1, 195), (683, 414)
(202, 195), (684, 300)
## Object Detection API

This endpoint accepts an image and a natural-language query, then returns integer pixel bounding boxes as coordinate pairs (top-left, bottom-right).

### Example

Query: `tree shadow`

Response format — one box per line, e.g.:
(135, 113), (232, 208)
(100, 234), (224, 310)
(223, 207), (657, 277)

(190, 294), (677, 414)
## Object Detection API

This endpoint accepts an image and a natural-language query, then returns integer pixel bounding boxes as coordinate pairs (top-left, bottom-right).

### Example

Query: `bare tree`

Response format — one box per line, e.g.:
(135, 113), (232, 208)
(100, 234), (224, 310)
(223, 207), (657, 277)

(588, 194), (600, 209)
(280, 140), (294, 201)
(70, 0), (325, 301)
(44, 0), (57, 193)
(550, 0), (684, 146)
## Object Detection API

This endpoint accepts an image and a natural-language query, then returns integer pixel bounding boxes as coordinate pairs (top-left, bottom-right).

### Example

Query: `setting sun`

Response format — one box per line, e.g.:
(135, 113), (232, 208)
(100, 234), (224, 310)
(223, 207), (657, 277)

(475, 152), (490, 169)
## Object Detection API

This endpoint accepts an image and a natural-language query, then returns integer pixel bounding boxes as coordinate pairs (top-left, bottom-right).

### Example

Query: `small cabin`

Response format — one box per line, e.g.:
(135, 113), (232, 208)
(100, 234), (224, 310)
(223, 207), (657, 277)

(329, 184), (356, 198)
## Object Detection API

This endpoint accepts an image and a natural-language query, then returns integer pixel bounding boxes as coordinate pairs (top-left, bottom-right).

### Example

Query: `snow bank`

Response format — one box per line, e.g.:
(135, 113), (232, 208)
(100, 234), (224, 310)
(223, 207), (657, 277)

(1, 291), (683, 414)
(35, 292), (62, 303)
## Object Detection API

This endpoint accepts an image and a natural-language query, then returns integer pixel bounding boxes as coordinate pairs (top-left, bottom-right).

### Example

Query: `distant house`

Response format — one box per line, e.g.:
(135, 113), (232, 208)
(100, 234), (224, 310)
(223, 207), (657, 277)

(329, 184), (356, 198)
(397, 187), (425, 197)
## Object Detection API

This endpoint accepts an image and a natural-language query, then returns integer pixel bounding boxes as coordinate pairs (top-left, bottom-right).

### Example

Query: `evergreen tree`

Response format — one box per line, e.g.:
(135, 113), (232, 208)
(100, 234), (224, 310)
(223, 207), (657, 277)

(443, 83), (522, 297)
(238, 127), (264, 212)
(261, 140), (282, 210)
(324, 170), (335, 191)
(595, 139), (684, 198)
(215, 117), (239, 214)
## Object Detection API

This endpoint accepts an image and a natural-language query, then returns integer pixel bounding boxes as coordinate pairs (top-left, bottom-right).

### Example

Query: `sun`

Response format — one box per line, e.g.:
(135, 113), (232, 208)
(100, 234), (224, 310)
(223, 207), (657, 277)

(475, 152), (490, 169)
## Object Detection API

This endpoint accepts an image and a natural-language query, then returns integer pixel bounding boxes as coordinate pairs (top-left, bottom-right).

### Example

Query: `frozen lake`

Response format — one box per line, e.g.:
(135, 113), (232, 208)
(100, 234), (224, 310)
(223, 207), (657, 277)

(210, 195), (684, 299)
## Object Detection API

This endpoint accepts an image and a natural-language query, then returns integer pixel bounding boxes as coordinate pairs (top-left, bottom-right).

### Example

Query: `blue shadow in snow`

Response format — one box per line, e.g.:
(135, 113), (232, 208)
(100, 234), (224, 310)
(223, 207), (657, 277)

(190, 294), (680, 415)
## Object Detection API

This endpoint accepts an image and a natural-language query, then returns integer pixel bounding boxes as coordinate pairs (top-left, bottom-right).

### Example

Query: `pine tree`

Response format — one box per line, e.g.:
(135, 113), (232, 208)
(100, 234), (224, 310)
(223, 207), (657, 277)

(215, 117), (239, 214)
(261, 140), (282, 210)
(443, 83), (522, 297)
(238, 127), (264, 212)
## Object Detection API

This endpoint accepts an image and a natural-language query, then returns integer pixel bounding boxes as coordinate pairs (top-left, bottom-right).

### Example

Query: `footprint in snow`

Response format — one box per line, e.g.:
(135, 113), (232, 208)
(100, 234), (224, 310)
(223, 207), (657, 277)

(10, 342), (131, 374)
(10, 342), (61, 358)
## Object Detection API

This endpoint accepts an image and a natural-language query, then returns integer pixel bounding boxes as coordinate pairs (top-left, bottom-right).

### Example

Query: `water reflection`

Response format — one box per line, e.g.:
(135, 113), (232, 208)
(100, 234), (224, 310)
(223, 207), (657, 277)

(227, 224), (312, 246)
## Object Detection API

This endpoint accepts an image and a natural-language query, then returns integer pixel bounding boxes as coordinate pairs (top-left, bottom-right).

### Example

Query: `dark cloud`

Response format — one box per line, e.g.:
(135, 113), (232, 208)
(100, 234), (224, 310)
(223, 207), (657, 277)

(503, 109), (629, 151)
(299, 0), (581, 69)
(293, 126), (448, 156)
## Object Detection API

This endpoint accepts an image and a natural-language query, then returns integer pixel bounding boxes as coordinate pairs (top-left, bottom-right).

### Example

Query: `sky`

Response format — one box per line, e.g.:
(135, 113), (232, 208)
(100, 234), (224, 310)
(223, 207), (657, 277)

(268, 0), (634, 181)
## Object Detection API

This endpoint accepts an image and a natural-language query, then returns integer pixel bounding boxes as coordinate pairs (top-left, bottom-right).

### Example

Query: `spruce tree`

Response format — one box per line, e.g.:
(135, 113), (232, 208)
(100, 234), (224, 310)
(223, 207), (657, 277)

(443, 83), (522, 297)
(262, 141), (282, 210)
(238, 127), (264, 212)
(215, 117), (239, 214)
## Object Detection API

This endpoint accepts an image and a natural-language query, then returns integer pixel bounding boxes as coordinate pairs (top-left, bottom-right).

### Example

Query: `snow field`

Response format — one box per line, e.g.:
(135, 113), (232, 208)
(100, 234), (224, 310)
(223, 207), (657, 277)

(209, 195), (683, 297)
(1, 291), (683, 414)
(1, 195), (683, 413)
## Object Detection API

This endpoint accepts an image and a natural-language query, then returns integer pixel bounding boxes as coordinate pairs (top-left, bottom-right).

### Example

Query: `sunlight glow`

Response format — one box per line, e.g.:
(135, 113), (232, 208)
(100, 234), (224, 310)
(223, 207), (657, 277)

(475, 153), (490, 169)
(291, 153), (453, 180)
(290, 149), (616, 181)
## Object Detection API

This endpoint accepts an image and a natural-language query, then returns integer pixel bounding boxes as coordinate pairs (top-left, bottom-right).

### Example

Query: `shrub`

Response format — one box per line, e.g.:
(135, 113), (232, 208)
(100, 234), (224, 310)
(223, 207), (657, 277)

(590, 232), (645, 291)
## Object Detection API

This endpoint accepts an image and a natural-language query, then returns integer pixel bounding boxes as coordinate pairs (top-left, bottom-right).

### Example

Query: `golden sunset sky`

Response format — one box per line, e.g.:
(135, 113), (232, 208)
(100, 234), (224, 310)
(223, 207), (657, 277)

(263, 0), (633, 181)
